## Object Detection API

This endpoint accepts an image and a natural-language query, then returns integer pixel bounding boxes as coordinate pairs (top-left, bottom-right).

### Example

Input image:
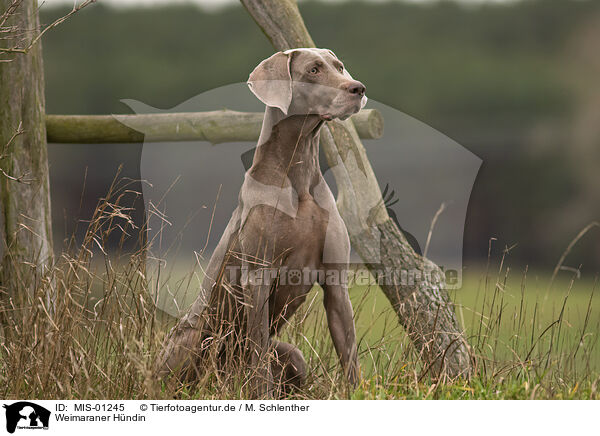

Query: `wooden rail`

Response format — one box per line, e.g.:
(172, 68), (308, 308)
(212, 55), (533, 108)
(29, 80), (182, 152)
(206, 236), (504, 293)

(46, 109), (383, 144)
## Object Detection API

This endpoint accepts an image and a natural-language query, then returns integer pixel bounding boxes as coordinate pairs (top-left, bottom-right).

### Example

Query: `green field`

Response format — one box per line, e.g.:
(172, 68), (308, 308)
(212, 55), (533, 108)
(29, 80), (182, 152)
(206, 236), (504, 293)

(265, 264), (598, 399)
(1, 246), (597, 399)
(147, 256), (599, 399)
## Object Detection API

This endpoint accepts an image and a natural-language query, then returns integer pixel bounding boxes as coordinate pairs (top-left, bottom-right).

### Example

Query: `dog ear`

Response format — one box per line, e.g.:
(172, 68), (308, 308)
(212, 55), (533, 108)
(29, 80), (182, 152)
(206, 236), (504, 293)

(247, 51), (293, 114)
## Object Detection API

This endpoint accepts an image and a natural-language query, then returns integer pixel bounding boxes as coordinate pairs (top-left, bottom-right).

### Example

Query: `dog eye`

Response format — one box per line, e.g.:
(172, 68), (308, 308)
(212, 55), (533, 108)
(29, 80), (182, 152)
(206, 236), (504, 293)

(309, 67), (319, 74)
(338, 66), (344, 73)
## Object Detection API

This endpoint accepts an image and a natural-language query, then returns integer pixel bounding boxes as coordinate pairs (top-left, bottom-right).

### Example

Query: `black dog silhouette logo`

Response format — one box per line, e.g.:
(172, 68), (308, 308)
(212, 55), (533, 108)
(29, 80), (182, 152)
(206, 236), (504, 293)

(2, 402), (50, 433)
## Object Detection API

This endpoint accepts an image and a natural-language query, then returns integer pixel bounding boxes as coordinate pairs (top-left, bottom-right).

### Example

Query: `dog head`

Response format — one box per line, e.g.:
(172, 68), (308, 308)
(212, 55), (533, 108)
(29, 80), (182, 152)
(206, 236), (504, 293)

(248, 48), (367, 120)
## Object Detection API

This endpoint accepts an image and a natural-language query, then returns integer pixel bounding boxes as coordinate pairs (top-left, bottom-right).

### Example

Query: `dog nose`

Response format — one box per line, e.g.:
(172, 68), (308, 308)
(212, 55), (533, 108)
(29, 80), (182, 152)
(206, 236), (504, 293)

(347, 81), (366, 97)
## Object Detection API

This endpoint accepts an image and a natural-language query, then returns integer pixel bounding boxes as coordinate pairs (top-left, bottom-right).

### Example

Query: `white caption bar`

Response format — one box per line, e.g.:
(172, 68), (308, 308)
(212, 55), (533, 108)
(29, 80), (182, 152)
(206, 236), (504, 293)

(0, 400), (594, 435)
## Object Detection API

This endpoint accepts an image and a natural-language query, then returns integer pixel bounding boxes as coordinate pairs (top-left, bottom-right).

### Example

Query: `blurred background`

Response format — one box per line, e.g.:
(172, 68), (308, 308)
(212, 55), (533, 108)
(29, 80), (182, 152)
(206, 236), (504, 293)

(42, 0), (600, 277)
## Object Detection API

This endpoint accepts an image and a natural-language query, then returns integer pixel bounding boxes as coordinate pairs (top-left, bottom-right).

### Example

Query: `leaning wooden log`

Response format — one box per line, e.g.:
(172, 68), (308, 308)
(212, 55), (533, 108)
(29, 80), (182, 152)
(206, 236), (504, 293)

(240, 0), (473, 378)
(45, 109), (383, 144)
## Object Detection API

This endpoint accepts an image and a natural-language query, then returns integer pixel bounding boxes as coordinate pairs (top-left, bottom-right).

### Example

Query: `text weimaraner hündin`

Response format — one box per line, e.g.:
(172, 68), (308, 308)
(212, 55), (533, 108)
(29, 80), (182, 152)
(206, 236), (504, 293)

(157, 48), (367, 397)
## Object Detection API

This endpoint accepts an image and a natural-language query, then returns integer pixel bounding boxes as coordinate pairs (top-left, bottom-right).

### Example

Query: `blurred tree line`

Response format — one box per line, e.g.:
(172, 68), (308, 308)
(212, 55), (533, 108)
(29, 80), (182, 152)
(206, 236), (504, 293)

(41, 0), (600, 271)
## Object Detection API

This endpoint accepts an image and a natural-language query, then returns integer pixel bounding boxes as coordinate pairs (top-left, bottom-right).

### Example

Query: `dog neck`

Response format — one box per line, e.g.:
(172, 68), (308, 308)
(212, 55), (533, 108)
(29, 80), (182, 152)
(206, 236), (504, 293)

(257, 106), (324, 147)
(252, 106), (325, 195)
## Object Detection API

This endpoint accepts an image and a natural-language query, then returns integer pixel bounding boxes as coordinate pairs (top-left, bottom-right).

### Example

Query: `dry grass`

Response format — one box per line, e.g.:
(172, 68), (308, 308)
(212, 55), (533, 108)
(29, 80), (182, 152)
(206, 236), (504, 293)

(0, 178), (598, 400)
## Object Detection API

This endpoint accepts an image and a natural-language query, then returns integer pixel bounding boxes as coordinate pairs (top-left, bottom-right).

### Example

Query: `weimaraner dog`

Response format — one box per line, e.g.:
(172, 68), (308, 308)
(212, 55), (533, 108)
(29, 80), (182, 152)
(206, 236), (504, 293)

(156, 48), (366, 397)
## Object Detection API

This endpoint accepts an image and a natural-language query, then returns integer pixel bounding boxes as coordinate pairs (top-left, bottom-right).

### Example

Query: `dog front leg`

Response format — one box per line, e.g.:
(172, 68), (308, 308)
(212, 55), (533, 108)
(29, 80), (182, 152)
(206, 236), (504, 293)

(323, 279), (360, 386)
(244, 262), (274, 398)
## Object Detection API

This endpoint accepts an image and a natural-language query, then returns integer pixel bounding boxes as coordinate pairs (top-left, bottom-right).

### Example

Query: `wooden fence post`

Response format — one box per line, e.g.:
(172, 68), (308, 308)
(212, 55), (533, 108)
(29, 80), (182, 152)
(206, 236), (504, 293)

(0, 0), (53, 301)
